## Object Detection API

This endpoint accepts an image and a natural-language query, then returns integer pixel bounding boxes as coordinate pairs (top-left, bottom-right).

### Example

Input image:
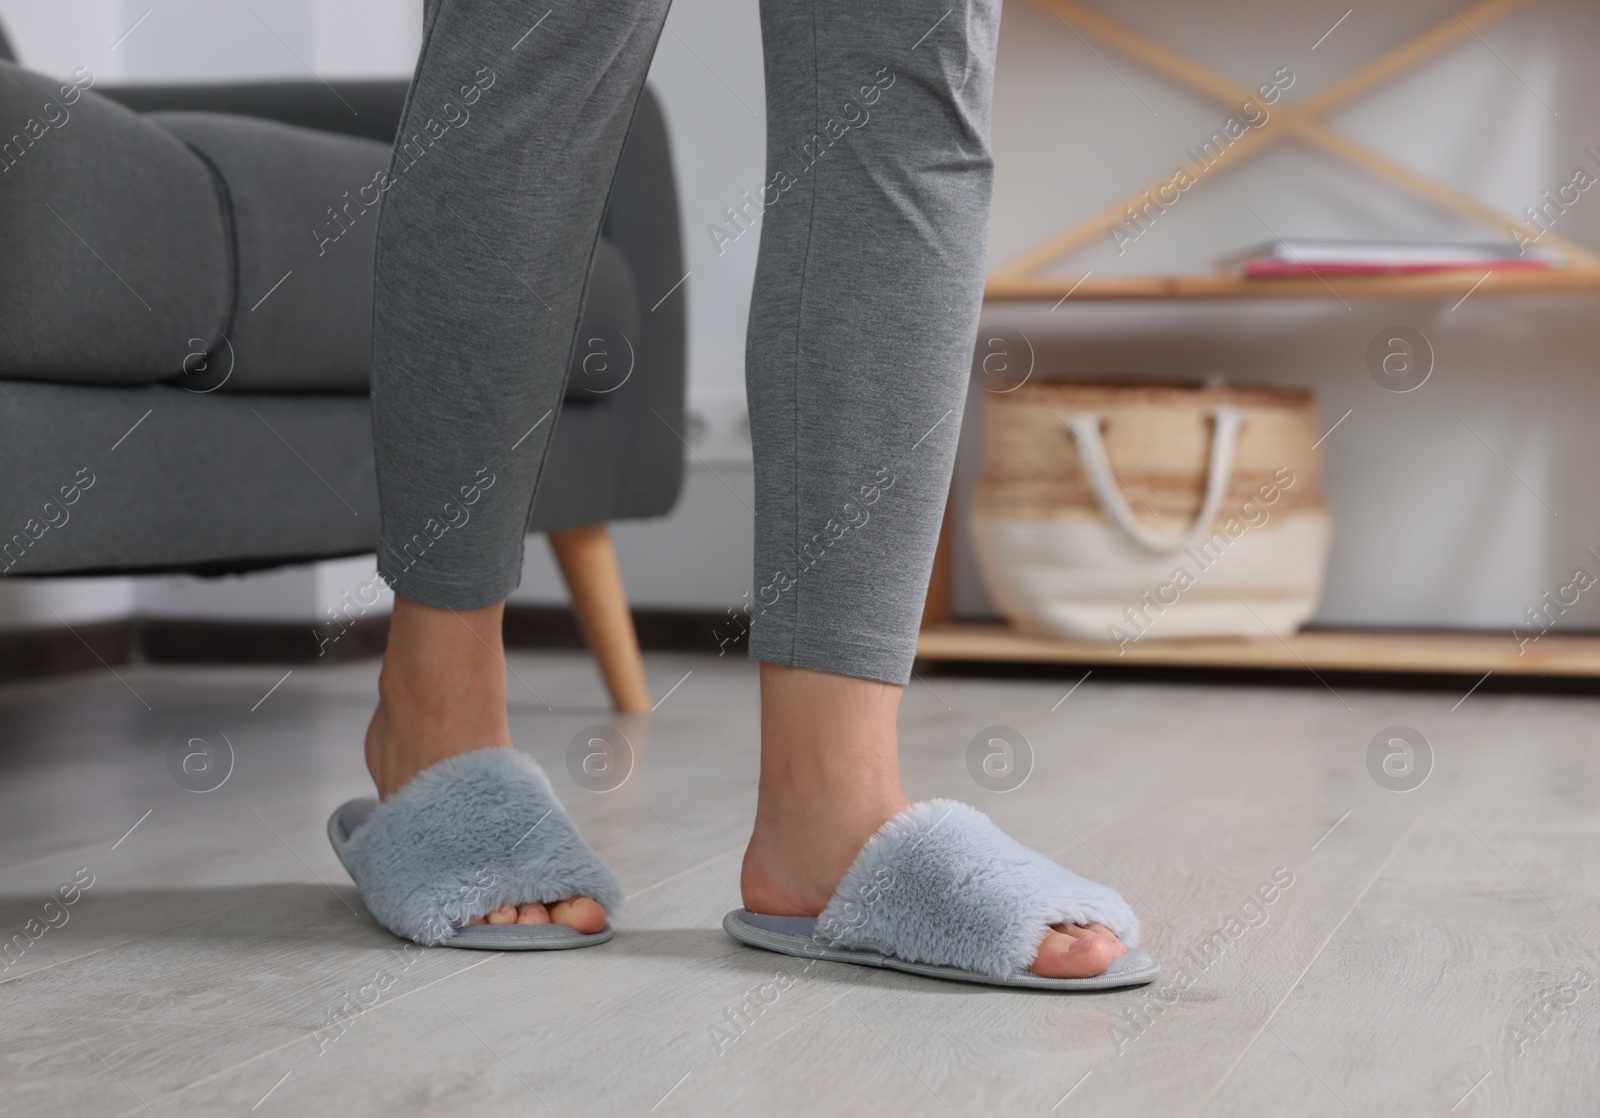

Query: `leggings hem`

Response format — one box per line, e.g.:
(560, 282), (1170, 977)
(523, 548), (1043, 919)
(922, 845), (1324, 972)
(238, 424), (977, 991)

(748, 624), (912, 687)
(376, 554), (522, 612)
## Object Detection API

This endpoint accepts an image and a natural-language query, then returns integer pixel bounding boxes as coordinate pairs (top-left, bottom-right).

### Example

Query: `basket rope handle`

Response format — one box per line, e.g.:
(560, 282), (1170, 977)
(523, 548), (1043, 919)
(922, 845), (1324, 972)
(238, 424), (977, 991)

(1062, 404), (1248, 554)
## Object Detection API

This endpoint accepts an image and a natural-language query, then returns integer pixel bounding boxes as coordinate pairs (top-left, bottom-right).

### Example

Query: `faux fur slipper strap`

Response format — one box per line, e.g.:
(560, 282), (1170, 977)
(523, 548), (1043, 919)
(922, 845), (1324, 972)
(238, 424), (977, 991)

(338, 748), (622, 946)
(815, 800), (1140, 978)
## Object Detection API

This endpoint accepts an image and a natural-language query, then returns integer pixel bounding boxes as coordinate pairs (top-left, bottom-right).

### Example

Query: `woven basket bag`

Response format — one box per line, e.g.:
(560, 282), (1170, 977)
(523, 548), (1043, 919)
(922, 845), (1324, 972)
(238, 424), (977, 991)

(970, 379), (1331, 645)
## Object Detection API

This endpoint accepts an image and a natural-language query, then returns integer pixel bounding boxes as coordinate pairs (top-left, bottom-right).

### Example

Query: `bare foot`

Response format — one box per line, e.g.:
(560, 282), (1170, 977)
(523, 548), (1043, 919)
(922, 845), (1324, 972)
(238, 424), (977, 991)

(365, 595), (607, 934)
(739, 663), (1125, 979)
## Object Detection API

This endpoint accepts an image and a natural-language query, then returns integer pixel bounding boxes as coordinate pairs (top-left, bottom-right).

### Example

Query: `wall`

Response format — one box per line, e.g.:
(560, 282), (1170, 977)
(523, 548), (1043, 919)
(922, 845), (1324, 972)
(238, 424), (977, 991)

(0, 0), (425, 81)
(2, 0), (1598, 636)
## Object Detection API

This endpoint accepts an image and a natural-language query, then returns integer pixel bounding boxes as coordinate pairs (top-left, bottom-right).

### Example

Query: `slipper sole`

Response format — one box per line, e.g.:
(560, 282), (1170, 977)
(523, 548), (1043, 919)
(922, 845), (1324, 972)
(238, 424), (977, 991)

(724, 910), (1159, 991)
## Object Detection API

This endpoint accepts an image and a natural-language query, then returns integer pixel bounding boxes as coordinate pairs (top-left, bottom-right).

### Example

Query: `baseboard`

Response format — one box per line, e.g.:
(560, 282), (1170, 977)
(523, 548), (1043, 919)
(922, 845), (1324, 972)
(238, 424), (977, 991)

(501, 606), (747, 655)
(139, 616), (391, 665)
(0, 606), (749, 682)
(0, 619), (133, 682)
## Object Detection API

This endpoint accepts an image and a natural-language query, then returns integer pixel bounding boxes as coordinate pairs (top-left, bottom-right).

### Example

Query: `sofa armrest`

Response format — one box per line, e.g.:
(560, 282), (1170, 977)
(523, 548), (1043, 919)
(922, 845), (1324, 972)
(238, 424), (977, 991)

(96, 80), (409, 144)
(601, 87), (688, 519)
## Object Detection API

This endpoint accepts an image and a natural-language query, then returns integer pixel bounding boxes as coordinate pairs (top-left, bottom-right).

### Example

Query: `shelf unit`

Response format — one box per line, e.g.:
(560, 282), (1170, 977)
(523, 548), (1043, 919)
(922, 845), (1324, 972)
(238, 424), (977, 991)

(917, 0), (1600, 678)
(984, 268), (1600, 303)
(916, 625), (1600, 678)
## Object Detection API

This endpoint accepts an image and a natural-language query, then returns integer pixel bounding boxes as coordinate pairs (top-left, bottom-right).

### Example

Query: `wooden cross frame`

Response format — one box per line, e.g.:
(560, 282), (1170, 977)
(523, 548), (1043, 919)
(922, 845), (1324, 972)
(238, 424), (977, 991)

(987, 0), (1600, 301)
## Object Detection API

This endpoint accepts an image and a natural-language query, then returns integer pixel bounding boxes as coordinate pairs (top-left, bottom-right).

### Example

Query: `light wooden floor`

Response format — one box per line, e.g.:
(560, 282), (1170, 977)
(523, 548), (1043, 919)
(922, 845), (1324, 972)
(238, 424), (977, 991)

(1, 651), (1595, 1117)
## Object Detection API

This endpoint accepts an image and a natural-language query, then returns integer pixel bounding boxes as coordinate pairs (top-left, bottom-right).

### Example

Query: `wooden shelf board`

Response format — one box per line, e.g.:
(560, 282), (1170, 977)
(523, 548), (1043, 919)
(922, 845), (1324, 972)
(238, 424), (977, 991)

(916, 623), (1600, 677)
(984, 268), (1600, 302)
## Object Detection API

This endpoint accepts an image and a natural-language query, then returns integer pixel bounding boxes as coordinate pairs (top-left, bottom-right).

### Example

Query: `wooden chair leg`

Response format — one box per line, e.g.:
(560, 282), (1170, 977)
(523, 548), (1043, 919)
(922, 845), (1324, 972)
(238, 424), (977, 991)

(921, 490), (956, 630)
(548, 523), (651, 714)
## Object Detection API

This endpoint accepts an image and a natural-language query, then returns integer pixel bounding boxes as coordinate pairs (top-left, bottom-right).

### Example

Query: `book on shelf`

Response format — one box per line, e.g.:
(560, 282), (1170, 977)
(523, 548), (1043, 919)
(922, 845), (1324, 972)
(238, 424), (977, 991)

(1219, 239), (1557, 278)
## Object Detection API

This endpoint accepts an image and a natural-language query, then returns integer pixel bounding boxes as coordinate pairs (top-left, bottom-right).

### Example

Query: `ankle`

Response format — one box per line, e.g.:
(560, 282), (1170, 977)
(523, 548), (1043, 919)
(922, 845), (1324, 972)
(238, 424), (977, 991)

(757, 740), (899, 795)
(742, 783), (908, 915)
(375, 654), (500, 711)
(756, 662), (904, 790)
(365, 595), (513, 798)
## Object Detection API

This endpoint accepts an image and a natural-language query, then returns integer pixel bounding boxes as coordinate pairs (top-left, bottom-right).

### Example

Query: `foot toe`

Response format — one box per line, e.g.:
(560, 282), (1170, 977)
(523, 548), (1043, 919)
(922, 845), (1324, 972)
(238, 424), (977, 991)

(1030, 924), (1123, 979)
(515, 902), (552, 925)
(1077, 922), (1129, 956)
(548, 896), (607, 934)
(459, 900), (602, 931)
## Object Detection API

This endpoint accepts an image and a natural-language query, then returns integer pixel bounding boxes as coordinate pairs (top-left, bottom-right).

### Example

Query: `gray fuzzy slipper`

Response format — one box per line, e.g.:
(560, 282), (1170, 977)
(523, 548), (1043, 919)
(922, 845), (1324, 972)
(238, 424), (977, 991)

(328, 747), (621, 950)
(724, 800), (1158, 990)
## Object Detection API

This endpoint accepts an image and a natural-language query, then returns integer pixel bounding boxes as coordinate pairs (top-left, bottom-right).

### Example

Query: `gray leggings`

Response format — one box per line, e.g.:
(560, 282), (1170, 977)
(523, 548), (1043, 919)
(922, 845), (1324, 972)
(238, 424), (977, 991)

(371, 0), (1000, 685)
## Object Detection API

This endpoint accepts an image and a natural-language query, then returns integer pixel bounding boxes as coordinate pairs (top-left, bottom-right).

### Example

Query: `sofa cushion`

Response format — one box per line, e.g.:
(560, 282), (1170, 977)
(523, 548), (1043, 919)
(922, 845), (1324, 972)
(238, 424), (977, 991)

(149, 112), (392, 393)
(147, 113), (639, 399)
(0, 62), (231, 384)
(102, 80), (411, 145)
(0, 380), (377, 576)
(2, 62), (643, 399)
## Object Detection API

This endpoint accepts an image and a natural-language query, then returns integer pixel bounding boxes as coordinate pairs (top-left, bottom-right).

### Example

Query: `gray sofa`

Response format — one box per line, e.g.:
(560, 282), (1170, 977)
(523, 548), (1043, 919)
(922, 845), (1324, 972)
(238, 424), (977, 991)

(0, 48), (684, 579)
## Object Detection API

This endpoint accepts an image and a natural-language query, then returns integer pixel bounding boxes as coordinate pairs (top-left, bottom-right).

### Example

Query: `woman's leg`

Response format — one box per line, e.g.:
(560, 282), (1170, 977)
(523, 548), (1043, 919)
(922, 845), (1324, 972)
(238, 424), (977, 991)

(739, 0), (1126, 977)
(366, 0), (669, 929)
(372, 0), (669, 609)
